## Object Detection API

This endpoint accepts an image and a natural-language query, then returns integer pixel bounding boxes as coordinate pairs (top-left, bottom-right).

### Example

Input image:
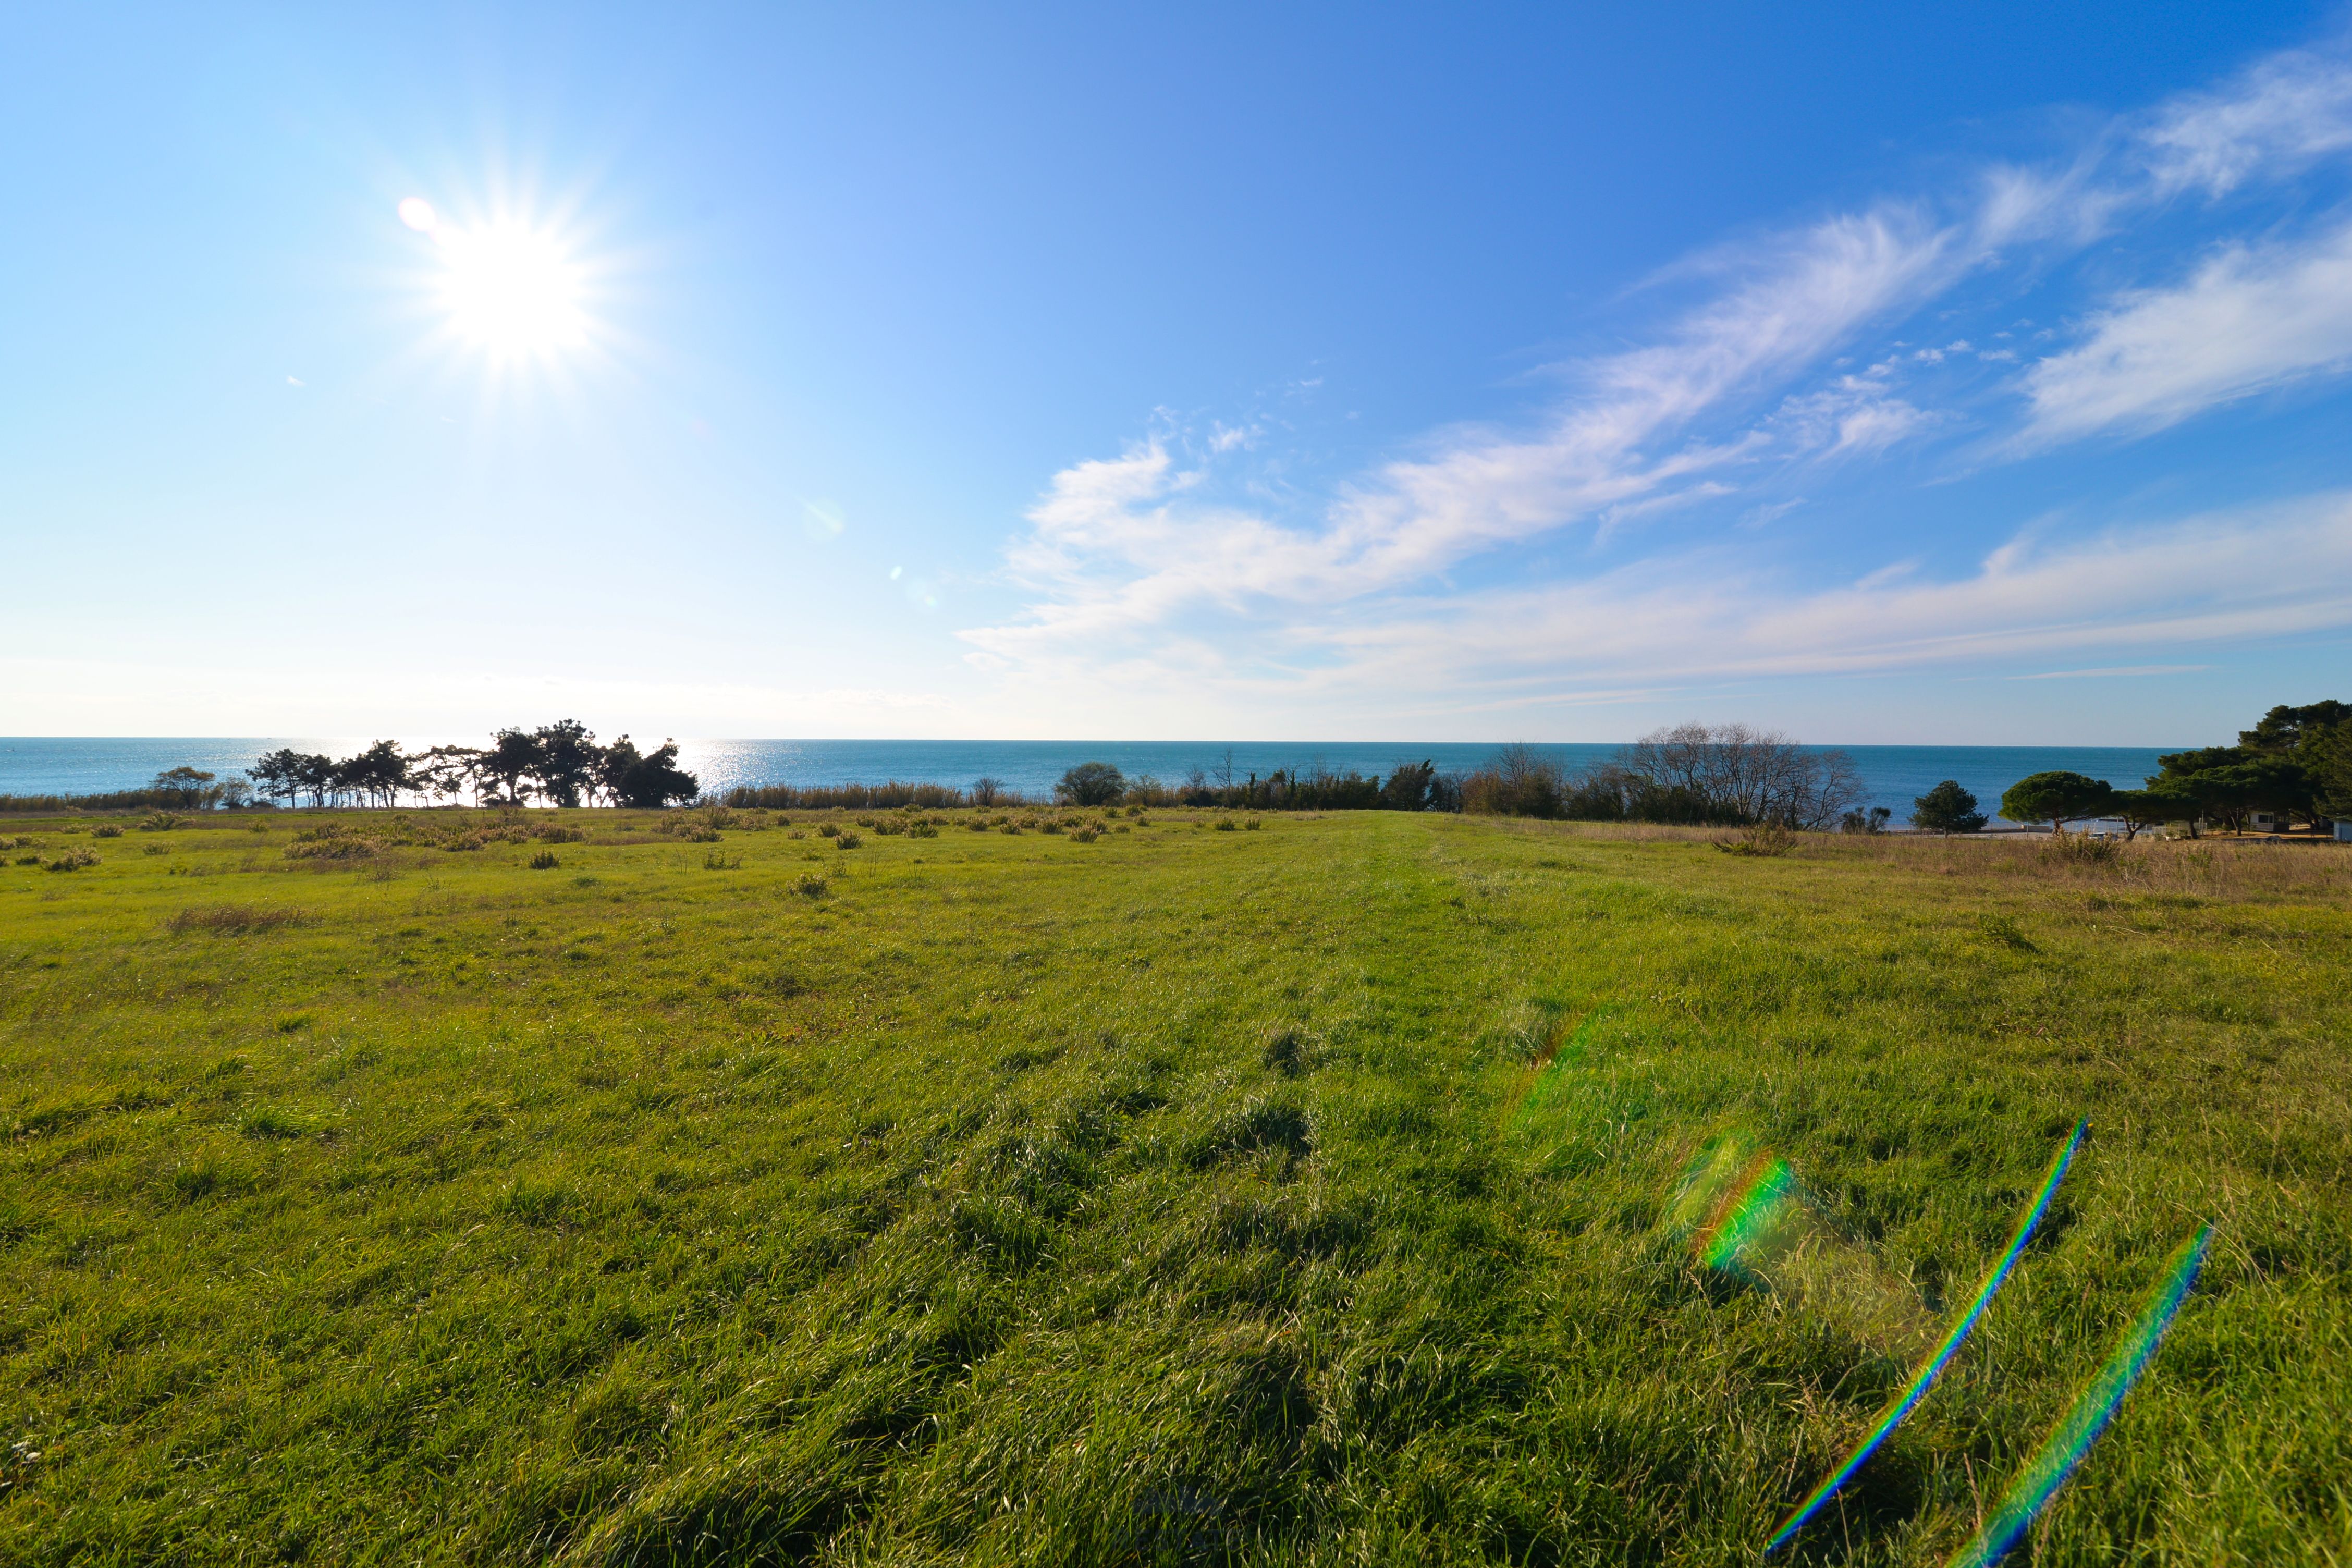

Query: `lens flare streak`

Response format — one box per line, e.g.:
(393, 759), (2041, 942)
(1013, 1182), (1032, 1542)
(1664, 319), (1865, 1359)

(1764, 1120), (2089, 1554)
(1944, 1223), (2212, 1568)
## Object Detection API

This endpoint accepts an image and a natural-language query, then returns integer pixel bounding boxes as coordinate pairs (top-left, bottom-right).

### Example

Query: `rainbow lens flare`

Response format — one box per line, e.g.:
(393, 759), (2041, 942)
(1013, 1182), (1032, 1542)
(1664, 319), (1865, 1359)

(1944, 1223), (2212, 1568)
(1502, 1006), (1611, 1140)
(1675, 1140), (1942, 1363)
(1762, 1119), (2089, 1553)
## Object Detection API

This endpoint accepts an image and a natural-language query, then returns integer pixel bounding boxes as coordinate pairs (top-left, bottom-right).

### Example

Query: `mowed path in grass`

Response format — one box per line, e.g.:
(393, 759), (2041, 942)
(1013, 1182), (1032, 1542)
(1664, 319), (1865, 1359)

(2, 808), (2347, 1564)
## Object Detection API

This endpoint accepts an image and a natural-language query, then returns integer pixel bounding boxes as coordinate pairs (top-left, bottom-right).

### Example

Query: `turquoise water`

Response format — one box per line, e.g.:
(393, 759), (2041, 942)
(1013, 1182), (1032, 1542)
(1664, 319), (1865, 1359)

(0, 737), (2181, 819)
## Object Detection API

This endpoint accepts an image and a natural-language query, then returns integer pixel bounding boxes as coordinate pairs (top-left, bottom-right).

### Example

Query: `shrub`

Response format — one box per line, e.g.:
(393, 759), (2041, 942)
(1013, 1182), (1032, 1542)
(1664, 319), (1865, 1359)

(1716, 823), (1795, 857)
(787, 829), (807, 839)
(908, 823), (938, 838)
(791, 871), (829, 898)
(723, 780), (969, 811)
(873, 819), (904, 836)
(2035, 831), (2121, 868)
(137, 813), (183, 832)
(12, 855), (38, 866)
(1069, 827), (1098, 843)
(44, 847), (101, 872)
(999, 822), (1021, 835)
(1041, 820), (1063, 835)
(966, 820), (990, 833)
(529, 850), (560, 869)
(1215, 818), (1238, 832)
(1911, 779), (1987, 835)
(1244, 818), (1261, 831)
(701, 849), (741, 870)
(1977, 913), (2038, 951)
(817, 823), (840, 838)
(836, 831), (863, 850)
(535, 825), (589, 844)
(1056, 761), (1126, 807)
(90, 824), (124, 839)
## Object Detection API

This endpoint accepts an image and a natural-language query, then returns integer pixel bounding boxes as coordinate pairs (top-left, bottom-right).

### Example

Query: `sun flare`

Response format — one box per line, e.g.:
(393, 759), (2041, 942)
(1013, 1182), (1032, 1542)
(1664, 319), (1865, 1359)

(401, 198), (592, 363)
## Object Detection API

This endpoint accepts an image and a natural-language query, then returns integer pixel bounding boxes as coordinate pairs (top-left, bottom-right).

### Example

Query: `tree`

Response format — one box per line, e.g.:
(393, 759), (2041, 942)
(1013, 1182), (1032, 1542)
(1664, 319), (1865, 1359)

(2110, 786), (2192, 841)
(1614, 724), (1863, 828)
(411, 745), (486, 806)
(2307, 724), (2352, 820)
(292, 752), (337, 808)
(479, 729), (544, 805)
(532, 719), (602, 808)
(2239, 701), (2351, 752)
(248, 749), (303, 809)
(1056, 761), (1126, 807)
(1909, 779), (1986, 835)
(1999, 771), (2116, 834)
(150, 766), (217, 809)
(971, 776), (1005, 807)
(595, 737), (643, 807)
(614, 740), (699, 808)
(1840, 806), (1893, 834)
(1381, 760), (1439, 812)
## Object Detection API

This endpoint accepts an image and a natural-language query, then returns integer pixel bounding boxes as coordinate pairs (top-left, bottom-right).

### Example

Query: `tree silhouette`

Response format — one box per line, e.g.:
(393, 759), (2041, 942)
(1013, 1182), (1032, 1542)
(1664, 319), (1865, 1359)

(532, 720), (602, 807)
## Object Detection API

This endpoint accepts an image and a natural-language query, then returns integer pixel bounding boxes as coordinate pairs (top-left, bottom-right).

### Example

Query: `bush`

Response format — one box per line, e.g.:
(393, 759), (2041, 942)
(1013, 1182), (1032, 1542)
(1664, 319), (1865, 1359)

(817, 823), (840, 838)
(1715, 823), (1795, 857)
(724, 780), (971, 811)
(1056, 761), (1126, 807)
(2035, 831), (2121, 868)
(1069, 827), (1098, 843)
(836, 831), (863, 850)
(908, 823), (938, 838)
(529, 851), (560, 869)
(90, 824), (124, 839)
(1911, 779), (1987, 835)
(1215, 818), (1238, 832)
(44, 847), (100, 872)
(1243, 818), (1261, 831)
(791, 872), (829, 898)
(137, 813), (184, 832)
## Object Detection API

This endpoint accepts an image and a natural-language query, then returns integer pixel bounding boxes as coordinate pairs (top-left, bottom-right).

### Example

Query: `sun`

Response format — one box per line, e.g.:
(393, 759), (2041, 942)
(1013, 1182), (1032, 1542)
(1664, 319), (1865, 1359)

(400, 197), (592, 363)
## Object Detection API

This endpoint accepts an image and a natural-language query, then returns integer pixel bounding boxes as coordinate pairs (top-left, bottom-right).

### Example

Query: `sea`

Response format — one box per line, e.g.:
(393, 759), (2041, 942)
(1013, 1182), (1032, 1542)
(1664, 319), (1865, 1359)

(0, 737), (2182, 822)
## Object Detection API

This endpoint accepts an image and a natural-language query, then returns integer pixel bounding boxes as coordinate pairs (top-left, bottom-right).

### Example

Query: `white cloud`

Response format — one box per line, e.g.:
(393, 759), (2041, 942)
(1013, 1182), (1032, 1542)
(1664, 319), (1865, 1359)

(2143, 47), (2352, 196)
(2010, 665), (2210, 680)
(960, 38), (2352, 730)
(2022, 218), (2352, 440)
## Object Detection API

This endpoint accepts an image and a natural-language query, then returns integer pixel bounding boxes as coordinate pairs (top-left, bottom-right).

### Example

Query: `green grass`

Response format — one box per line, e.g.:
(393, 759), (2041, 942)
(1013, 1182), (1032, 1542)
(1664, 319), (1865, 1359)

(2, 807), (2348, 1564)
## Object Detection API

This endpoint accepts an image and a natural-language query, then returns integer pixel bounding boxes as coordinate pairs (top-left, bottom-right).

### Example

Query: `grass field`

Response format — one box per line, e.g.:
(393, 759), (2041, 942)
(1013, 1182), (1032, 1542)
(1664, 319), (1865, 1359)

(2, 806), (2348, 1565)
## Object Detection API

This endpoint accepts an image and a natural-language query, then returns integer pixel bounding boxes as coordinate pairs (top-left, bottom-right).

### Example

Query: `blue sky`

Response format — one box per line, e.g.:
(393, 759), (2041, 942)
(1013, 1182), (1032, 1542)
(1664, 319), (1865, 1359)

(5, 3), (2350, 744)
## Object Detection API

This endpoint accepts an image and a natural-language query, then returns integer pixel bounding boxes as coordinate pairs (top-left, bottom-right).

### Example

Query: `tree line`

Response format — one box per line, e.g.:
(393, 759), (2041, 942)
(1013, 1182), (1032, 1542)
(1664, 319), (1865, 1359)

(1452, 727), (1868, 829)
(247, 723), (701, 810)
(1988, 700), (2351, 837)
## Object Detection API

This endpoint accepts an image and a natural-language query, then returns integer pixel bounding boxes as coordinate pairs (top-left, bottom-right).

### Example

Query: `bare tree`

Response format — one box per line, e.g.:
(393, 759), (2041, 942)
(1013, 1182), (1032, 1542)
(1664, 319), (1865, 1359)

(1616, 723), (1862, 829)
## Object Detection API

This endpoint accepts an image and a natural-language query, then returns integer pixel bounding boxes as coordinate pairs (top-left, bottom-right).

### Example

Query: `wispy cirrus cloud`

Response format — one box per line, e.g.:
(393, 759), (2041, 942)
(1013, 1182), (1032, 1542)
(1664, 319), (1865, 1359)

(2142, 44), (2352, 195)
(2022, 218), (2352, 441)
(964, 36), (2352, 725)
